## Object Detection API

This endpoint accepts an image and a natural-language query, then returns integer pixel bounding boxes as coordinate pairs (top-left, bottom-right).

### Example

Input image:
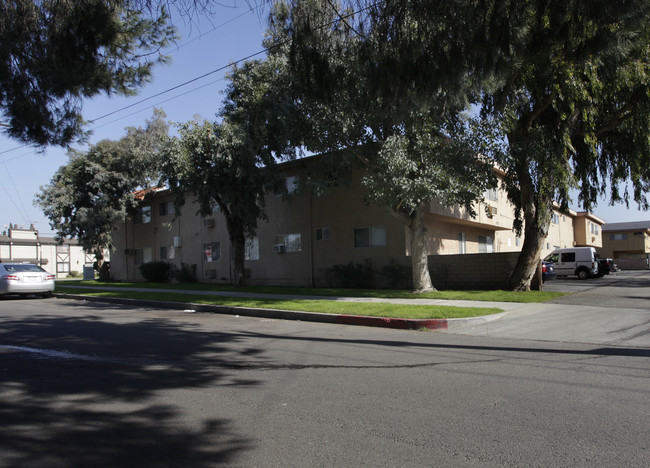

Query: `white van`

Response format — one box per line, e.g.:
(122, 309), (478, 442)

(544, 247), (599, 280)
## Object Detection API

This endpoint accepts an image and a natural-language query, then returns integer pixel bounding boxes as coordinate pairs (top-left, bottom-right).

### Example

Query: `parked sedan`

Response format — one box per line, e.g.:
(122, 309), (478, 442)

(542, 261), (557, 282)
(0, 263), (55, 297)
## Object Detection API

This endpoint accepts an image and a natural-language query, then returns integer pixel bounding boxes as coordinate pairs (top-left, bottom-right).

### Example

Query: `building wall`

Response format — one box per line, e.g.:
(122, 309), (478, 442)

(0, 228), (95, 278)
(599, 229), (650, 269)
(110, 156), (604, 287)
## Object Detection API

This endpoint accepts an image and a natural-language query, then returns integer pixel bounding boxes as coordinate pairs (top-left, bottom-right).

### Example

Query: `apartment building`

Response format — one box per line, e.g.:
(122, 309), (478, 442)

(600, 221), (650, 270)
(0, 224), (96, 278)
(110, 155), (605, 287)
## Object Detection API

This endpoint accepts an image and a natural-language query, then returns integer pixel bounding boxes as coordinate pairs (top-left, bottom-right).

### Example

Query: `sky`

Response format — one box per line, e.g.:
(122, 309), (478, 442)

(1, 2), (649, 236)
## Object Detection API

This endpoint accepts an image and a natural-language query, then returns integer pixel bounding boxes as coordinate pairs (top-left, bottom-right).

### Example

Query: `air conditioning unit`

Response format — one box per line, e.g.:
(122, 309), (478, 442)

(486, 205), (498, 218)
(205, 269), (217, 279)
(173, 236), (182, 247)
(273, 244), (286, 253)
(203, 219), (215, 228)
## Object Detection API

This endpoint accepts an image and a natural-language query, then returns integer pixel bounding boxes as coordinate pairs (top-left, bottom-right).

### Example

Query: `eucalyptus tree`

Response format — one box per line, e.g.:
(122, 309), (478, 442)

(0, 0), (175, 146)
(477, 0), (650, 290)
(269, 1), (497, 292)
(36, 109), (170, 277)
(161, 55), (303, 286)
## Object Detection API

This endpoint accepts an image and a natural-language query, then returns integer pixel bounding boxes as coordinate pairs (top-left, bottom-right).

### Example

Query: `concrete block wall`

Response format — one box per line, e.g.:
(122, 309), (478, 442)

(429, 252), (528, 290)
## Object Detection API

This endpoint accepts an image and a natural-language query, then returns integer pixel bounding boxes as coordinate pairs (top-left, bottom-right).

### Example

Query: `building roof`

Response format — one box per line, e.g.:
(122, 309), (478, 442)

(602, 220), (650, 232)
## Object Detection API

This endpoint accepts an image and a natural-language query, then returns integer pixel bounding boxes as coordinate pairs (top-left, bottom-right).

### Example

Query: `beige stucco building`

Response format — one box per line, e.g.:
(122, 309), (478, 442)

(110, 155), (605, 287)
(0, 225), (97, 278)
(600, 221), (650, 270)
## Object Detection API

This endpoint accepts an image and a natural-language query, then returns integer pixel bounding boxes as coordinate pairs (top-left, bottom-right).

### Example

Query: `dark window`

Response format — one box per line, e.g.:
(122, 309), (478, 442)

(561, 252), (576, 262)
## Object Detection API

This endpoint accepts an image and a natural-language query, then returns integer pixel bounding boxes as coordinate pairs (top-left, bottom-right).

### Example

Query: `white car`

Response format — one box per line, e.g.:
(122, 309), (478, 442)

(0, 263), (55, 297)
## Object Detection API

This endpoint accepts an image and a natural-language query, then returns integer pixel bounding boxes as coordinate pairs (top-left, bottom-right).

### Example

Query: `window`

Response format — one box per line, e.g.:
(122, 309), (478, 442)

(316, 227), (330, 241)
(134, 247), (152, 265)
(57, 262), (70, 273)
(159, 201), (175, 216)
(515, 237), (521, 247)
(561, 252), (575, 262)
(478, 235), (494, 253)
(484, 188), (498, 202)
(134, 205), (151, 224)
(609, 233), (628, 241)
(285, 176), (299, 194)
(545, 253), (559, 262)
(56, 244), (70, 253)
(274, 234), (301, 252)
(354, 227), (387, 248)
(245, 237), (259, 260)
(203, 242), (221, 262)
(458, 232), (466, 254)
(633, 231), (643, 236)
(552, 214), (559, 224)
(160, 246), (168, 260)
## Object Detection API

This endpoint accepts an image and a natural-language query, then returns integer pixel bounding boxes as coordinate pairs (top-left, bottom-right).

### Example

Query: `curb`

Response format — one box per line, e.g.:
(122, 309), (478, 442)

(53, 293), (504, 331)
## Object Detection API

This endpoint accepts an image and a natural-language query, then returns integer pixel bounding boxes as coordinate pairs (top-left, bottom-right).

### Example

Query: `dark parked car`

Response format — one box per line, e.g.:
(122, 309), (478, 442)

(0, 263), (55, 297)
(597, 258), (615, 277)
(542, 261), (557, 282)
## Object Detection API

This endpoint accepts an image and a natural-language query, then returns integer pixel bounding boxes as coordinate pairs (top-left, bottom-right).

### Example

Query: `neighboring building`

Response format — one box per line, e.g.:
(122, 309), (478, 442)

(110, 155), (605, 288)
(0, 224), (97, 278)
(600, 221), (650, 270)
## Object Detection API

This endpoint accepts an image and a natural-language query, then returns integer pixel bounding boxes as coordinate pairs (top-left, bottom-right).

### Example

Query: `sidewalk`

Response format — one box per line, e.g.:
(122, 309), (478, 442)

(55, 285), (519, 331)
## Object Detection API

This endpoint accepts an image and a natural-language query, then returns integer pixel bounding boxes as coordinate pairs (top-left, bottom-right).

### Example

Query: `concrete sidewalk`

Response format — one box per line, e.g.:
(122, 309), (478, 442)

(55, 285), (518, 331)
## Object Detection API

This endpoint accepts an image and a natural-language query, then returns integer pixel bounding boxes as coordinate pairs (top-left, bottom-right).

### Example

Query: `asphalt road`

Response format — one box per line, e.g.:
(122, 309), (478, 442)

(1, 296), (648, 467)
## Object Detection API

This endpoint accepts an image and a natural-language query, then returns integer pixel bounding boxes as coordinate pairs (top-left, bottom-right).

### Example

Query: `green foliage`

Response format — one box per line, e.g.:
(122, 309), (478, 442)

(0, 1), (176, 146)
(270, 0), (498, 292)
(161, 56), (303, 286)
(36, 109), (169, 264)
(67, 271), (81, 278)
(139, 261), (172, 283)
(324, 260), (375, 289)
(474, 0), (650, 289)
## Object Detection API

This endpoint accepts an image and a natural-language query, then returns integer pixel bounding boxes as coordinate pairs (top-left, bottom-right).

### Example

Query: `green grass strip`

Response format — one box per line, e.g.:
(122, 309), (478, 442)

(54, 286), (502, 320)
(58, 280), (566, 303)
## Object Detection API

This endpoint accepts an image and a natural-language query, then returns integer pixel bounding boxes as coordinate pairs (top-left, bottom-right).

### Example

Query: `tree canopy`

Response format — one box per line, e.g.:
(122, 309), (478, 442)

(475, 0), (650, 290)
(161, 54), (303, 286)
(0, 0), (176, 146)
(270, 0), (497, 291)
(36, 109), (170, 276)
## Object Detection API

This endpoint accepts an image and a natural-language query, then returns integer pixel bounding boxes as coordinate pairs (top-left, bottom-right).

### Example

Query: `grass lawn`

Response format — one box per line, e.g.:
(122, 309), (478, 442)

(58, 280), (567, 303)
(53, 280), (566, 320)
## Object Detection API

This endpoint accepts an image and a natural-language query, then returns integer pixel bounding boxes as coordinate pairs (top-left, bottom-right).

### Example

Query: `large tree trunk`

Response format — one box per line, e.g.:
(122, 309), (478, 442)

(409, 202), (435, 293)
(93, 248), (110, 281)
(227, 219), (247, 287)
(508, 180), (552, 291)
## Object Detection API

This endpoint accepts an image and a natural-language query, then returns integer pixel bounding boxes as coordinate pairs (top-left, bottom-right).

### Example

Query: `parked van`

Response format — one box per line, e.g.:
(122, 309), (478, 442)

(544, 247), (599, 280)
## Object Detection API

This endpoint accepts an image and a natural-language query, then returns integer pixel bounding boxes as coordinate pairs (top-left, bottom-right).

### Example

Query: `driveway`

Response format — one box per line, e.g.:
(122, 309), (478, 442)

(444, 270), (650, 347)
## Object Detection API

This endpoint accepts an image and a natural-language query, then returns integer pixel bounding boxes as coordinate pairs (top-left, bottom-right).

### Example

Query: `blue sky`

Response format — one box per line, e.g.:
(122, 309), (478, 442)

(1, 3), (648, 236)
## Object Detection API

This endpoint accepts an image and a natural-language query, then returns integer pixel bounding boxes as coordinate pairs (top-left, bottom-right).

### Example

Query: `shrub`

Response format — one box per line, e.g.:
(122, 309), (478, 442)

(139, 261), (172, 283)
(380, 259), (411, 289)
(173, 263), (197, 283)
(67, 270), (81, 278)
(324, 259), (374, 288)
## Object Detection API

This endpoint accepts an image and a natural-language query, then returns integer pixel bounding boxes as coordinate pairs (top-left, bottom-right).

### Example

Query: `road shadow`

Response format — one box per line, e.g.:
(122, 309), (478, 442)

(0, 311), (259, 467)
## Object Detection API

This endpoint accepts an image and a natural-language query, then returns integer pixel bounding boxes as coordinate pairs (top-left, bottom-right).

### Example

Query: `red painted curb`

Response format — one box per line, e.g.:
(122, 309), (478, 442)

(335, 315), (448, 330)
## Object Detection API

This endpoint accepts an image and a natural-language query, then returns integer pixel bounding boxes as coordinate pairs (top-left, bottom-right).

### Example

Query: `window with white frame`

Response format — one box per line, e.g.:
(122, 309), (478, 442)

(203, 242), (221, 262)
(245, 237), (259, 260)
(316, 227), (330, 241)
(275, 234), (301, 252)
(134, 247), (152, 265)
(354, 227), (387, 248)
(159, 201), (175, 216)
(552, 213), (559, 224)
(134, 205), (152, 224)
(285, 176), (299, 194)
(484, 188), (498, 202)
(458, 232), (466, 254)
(610, 233), (627, 240)
(478, 235), (494, 253)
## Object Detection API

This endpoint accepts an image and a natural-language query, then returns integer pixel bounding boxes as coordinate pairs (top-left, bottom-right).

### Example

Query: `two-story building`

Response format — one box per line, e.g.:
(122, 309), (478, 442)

(600, 221), (650, 270)
(0, 224), (97, 278)
(110, 154), (605, 288)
